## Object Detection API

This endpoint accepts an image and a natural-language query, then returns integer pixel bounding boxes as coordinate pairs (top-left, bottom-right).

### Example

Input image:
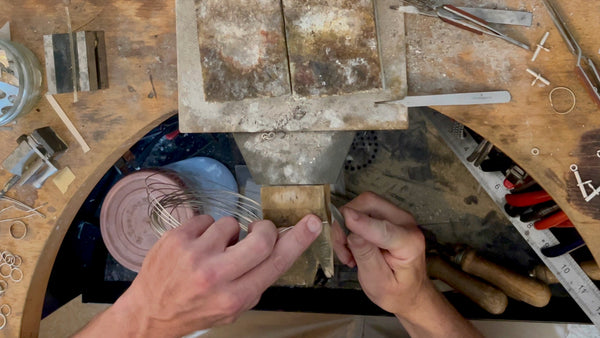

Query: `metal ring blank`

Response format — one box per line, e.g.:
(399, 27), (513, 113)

(11, 255), (21, 268)
(10, 268), (22, 283)
(0, 280), (7, 294)
(9, 221), (27, 240)
(549, 86), (576, 115)
(0, 313), (5, 330)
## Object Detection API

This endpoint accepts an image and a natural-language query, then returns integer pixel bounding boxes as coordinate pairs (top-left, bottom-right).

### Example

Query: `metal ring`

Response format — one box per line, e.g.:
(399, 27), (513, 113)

(0, 313), (6, 330)
(570, 164), (578, 172)
(0, 280), (7, 294)
(9, 221), (27, 240)
(11, 255), (21, 268)
(531, 148), (540, 156)
(549, 86), (576, 114)
(0, 264), (10, 279)
(597, 150), (600, 158)
(9, 268), (22, 283)
(0, 304), (11, 317)
(0, 251), (10, 262)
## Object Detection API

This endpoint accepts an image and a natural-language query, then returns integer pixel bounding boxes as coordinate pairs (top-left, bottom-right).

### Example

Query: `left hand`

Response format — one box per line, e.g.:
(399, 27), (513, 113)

(76, 214), (323, 337)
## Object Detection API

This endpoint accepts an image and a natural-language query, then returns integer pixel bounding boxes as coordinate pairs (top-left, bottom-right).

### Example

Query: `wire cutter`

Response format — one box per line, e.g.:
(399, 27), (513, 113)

(403, 1), (530, 50)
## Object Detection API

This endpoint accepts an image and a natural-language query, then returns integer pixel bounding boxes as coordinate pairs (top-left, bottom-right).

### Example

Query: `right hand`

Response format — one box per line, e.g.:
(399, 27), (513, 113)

(331, 192), (429, 317)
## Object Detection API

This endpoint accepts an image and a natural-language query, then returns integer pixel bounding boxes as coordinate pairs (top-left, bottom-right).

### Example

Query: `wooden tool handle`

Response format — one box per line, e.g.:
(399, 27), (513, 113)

(532, 260), (600, 284)
(459, 249), (551, 307)
(427, 256), (508, 314)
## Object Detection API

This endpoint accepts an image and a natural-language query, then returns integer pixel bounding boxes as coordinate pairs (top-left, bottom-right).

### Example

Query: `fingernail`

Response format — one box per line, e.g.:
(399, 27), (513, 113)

(344, 207), (360, 221)
(307, 217), (323, 234)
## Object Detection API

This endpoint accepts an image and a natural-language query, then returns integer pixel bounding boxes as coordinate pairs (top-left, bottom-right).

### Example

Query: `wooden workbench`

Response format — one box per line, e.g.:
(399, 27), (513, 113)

(1, 0), (599, 336)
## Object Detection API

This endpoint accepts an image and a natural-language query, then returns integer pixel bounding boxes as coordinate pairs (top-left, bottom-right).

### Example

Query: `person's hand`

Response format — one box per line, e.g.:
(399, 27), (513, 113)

(77, 214), (323, 338)
(332, 192), (481, 337)
(331, 192), (427, 317)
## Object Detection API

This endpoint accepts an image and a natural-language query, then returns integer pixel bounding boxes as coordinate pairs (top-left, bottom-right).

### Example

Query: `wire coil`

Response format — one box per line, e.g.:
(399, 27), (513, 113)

(145, 172), (263, 236)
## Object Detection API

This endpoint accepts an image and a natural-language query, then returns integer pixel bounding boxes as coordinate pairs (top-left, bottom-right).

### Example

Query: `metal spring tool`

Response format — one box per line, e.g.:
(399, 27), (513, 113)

(402, 0), (530, 50)
(543, 0), (600, 108)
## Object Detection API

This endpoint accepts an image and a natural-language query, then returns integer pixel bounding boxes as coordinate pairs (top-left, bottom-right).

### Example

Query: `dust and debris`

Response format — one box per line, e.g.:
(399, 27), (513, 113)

(404, 1), (531, 93)
(235, 131), (353, 185)
(195, 0), (291, 102)
(284, 0), (382, 96)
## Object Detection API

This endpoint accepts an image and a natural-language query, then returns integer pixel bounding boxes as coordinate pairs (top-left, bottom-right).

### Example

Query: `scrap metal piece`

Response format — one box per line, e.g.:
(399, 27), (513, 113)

(282, 0), (382, 97)
(526, 68), (550, 87)
(44, 31), (108, 94)
(531, 32), (550, 62)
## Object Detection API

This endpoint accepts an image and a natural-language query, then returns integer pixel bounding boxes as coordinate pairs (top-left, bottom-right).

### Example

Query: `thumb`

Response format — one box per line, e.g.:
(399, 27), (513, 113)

(347, 234), (395, 286)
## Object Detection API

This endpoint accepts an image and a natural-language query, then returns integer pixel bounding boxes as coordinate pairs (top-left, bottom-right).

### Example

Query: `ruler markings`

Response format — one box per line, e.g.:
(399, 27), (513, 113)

(426, 111), (600, 328)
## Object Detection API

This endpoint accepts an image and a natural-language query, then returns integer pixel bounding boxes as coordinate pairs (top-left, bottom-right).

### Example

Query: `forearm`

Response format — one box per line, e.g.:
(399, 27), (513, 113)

(72, 290), (153, 338)
(396, 280), (482, 338)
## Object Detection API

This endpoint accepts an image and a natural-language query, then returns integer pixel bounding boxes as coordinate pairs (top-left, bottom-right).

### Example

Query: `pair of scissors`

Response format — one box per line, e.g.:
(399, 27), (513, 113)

(402, 0), (530, 51)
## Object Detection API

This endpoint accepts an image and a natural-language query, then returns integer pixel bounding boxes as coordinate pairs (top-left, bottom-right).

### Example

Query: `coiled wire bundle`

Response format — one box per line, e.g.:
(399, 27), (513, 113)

(145, 172), (263, 236)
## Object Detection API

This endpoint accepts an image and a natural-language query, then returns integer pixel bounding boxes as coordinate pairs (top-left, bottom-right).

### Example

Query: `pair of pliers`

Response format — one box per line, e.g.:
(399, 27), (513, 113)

(505, 190), (573, 229)
(403, 1), (530, 50)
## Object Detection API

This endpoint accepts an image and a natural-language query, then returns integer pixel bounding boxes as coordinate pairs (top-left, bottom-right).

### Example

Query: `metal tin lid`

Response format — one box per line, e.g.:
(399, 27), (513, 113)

(100, 170), (194, 272)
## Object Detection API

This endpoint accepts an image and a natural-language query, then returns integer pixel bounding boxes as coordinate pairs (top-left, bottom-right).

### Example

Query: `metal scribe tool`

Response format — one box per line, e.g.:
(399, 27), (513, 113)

(375, 91), (511, 107)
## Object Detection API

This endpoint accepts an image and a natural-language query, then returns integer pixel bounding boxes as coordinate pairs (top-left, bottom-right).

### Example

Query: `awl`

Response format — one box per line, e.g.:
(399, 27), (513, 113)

(376, 91), (511, 107)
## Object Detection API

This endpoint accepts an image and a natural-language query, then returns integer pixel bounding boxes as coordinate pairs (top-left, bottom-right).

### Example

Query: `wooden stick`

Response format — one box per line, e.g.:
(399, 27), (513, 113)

(45, 94), (91, 153)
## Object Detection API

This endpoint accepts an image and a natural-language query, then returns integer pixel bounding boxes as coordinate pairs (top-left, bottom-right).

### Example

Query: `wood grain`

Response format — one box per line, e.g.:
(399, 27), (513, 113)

(406, 0), (600, 274)
(458, 249), (551, 307)
(427, 255), (508, 314)
(0, 0), (177, 335)
(1, 0), (599, 335)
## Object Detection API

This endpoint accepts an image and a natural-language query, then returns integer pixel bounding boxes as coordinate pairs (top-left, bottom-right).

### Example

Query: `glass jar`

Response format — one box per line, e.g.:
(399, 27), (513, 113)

(0, 39), (42, 125)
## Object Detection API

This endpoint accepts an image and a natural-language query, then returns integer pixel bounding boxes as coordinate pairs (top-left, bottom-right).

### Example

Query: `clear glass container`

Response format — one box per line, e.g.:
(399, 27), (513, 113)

(0, 39), (42, 125)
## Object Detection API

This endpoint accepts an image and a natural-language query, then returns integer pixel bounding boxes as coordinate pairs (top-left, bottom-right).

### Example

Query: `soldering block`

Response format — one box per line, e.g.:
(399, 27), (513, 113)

(44, 31), (108, 94)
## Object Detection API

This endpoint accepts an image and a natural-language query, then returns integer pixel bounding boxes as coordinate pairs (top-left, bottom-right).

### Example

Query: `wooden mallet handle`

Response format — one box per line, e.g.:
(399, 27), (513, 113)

(458, 249), (551, 307)
(427, 256), (508, 314)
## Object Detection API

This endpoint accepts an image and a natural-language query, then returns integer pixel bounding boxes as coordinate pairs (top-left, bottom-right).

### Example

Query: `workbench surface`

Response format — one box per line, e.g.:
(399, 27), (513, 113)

(1, 0), (599, 335)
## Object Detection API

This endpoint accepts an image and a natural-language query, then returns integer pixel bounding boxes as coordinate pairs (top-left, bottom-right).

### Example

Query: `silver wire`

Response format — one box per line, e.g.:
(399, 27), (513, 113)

(145, 172), (263, 237)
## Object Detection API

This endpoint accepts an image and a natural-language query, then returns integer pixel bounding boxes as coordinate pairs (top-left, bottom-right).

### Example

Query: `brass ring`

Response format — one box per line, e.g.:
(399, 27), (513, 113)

(9, 221), (27, 240)
(0, 280), (7, 294)
(0, 313), (6, 330)
(549, 86), (576, 115)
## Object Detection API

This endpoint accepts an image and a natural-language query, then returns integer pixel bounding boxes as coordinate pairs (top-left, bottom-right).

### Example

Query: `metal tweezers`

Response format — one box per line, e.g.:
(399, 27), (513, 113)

(543, 0), (600, 108)
(403, 0), (530, 50)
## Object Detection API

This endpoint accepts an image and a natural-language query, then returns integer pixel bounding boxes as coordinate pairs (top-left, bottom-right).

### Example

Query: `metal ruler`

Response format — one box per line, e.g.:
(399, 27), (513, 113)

(426, 110), (600, 328)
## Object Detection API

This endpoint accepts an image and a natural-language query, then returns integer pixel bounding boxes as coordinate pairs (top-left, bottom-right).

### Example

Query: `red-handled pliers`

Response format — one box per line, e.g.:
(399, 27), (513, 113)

(534, 211), (574, 230)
